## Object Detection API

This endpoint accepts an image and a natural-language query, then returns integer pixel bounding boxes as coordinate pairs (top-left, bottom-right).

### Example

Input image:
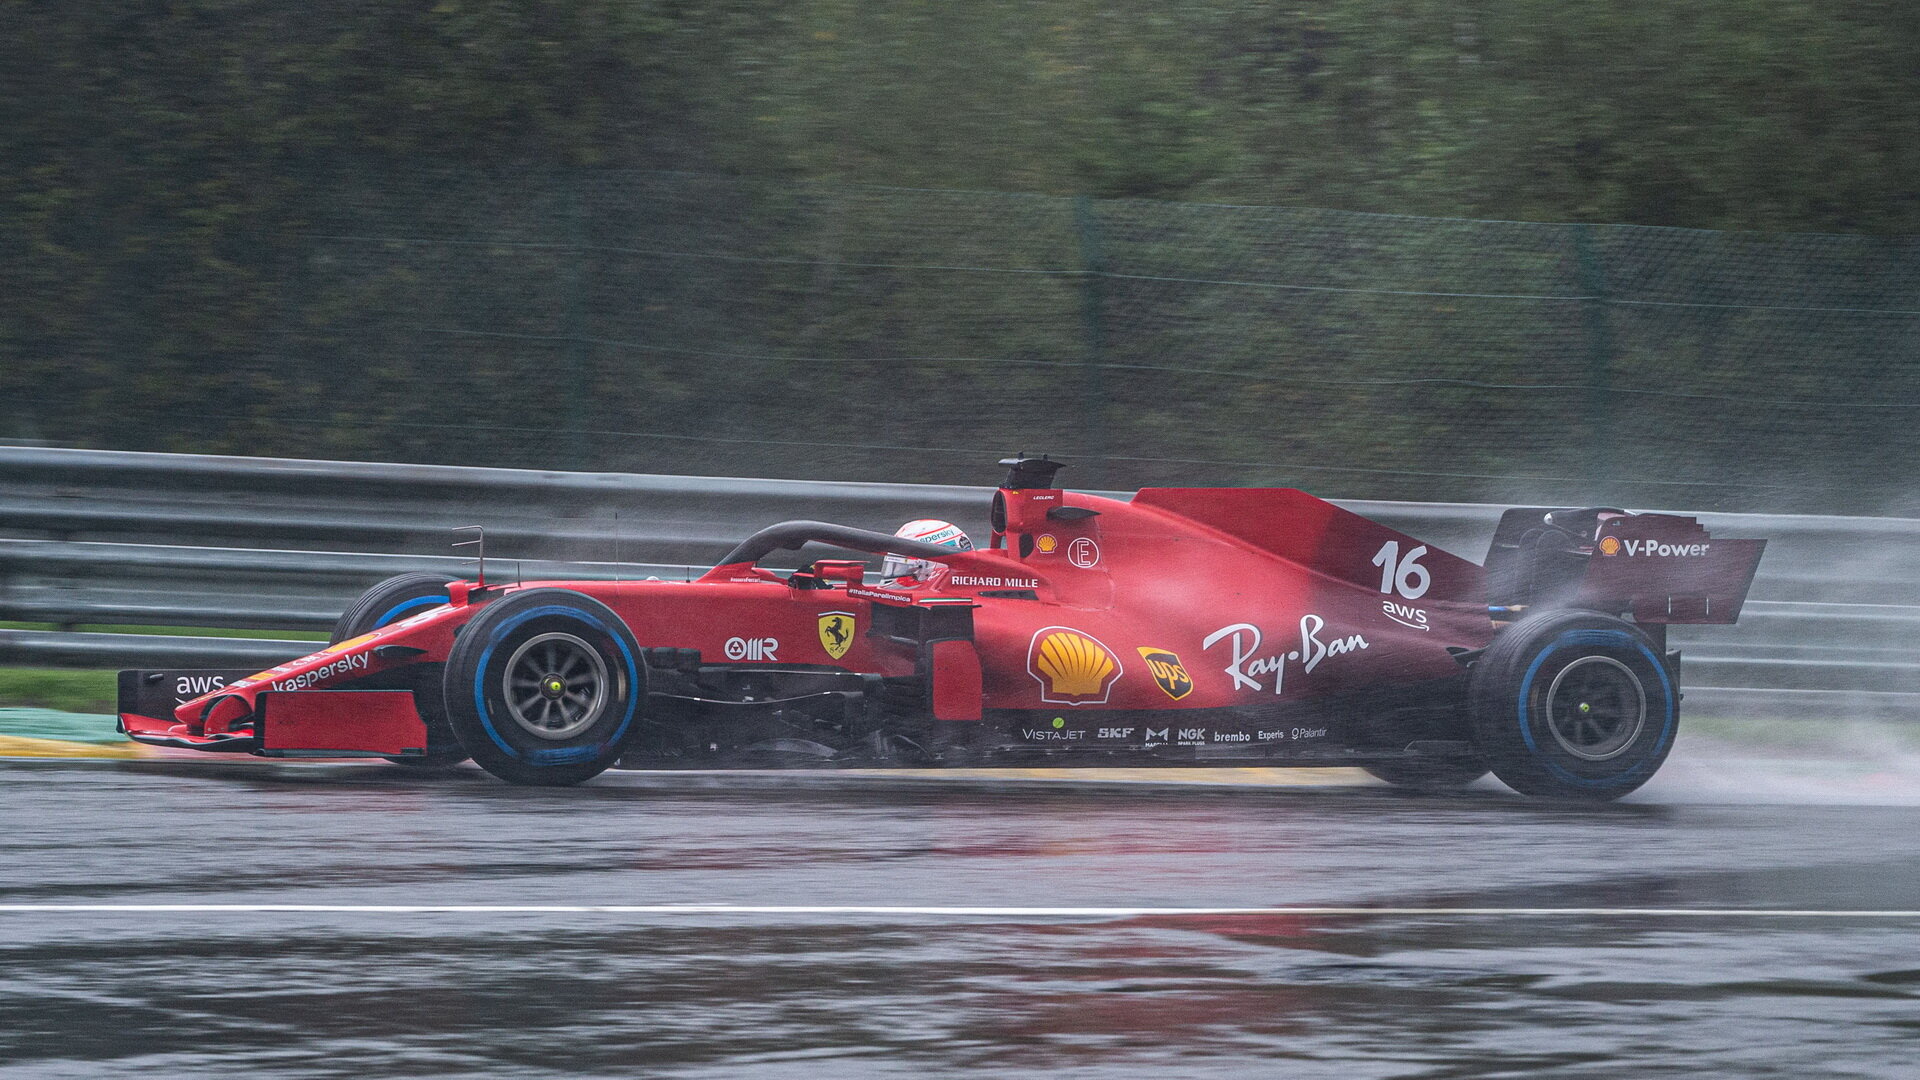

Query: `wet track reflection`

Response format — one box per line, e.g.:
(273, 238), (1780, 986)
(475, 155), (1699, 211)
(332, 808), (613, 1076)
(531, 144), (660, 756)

(2, 760), (1917, 1077)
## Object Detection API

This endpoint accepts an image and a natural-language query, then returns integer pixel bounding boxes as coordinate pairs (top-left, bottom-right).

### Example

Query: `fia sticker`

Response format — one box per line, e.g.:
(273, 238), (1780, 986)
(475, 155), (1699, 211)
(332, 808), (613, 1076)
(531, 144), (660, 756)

(1067, 537), (1100, 568)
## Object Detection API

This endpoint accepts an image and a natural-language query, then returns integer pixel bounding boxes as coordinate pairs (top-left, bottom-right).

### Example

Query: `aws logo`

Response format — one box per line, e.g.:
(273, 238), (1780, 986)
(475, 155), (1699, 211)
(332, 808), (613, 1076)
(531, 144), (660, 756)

(1028, 627), (1122, 705)
(1136, 647), (1194, 700)
(1381, 599), (1429, 631)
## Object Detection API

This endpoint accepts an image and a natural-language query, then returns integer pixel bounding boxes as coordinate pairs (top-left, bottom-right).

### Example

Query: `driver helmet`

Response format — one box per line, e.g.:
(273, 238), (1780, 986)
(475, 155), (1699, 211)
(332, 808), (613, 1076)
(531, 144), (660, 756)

(881, 519), (973, 583)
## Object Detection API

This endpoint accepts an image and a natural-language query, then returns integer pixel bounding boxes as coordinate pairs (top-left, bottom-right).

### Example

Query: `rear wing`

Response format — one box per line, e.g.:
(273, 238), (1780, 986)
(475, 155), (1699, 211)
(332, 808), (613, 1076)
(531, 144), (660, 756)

(1486, 508), (1765, 624)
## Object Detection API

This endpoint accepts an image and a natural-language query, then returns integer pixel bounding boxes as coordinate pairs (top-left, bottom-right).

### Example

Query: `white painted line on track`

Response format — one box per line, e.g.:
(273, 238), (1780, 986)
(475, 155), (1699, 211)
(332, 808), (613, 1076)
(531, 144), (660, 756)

(2, 904), (1919, 919)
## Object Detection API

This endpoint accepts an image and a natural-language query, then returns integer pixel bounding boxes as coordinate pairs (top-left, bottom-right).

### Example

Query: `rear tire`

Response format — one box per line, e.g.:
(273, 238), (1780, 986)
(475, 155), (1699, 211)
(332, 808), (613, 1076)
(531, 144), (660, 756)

(332, 572), (468, 767)
(1470, 610), (1677, 801)
(442, 589), (646, 786)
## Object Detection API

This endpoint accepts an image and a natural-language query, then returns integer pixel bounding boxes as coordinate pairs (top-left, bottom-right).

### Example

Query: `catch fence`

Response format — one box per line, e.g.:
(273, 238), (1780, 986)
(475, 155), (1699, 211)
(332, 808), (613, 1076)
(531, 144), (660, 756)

(7, 170), (1918, 514)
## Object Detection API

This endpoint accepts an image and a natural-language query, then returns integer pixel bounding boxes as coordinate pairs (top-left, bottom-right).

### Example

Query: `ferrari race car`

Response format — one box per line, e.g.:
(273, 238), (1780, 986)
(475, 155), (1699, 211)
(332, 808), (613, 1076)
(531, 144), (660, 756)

(119, 457), (1766, 800)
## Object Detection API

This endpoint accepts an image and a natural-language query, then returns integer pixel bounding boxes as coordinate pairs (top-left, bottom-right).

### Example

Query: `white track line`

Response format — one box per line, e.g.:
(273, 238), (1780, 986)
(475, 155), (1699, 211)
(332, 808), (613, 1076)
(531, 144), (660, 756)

(1, 904), (1918, 919)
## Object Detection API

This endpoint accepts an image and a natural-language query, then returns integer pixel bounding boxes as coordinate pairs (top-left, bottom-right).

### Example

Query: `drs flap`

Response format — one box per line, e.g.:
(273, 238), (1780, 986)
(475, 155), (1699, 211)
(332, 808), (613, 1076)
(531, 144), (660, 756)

(258, 691), (428, 757)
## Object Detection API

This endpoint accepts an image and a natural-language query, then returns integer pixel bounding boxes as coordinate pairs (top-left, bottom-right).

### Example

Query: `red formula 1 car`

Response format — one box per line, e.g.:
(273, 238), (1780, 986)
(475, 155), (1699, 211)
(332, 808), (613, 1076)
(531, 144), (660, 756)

(118, 458), (1766, 800)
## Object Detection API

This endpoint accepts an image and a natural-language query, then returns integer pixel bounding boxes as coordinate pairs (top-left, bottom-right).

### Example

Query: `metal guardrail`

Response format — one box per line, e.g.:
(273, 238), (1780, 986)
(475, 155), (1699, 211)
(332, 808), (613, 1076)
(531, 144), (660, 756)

(2, 446), (1914, 717)
(0, 539), (702, 629)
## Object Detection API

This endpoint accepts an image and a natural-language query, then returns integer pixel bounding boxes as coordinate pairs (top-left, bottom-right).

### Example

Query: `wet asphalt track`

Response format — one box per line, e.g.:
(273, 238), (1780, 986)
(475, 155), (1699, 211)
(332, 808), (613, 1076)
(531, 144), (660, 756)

(2, 743), (1918, 1078)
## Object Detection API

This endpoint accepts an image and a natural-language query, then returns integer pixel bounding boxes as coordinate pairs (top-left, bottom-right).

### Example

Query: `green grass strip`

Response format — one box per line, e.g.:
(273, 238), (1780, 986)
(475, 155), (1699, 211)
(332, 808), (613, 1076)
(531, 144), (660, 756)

(0, 669), (118, 714)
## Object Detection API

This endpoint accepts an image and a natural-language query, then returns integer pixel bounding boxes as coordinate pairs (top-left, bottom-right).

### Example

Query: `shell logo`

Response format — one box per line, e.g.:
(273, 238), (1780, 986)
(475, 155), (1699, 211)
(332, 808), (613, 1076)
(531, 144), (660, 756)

(1027, 627), (1123, 705)
(1598, 536), (1622, 557)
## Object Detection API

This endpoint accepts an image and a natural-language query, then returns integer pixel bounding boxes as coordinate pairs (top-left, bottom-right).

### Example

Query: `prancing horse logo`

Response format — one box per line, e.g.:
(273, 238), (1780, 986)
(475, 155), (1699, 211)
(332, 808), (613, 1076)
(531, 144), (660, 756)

(818, 611), (856, 660)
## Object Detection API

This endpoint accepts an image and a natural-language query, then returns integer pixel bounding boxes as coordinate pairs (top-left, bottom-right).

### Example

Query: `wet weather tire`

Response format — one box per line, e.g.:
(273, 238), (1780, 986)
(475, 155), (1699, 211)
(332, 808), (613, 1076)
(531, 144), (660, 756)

(1470, 610), (1677, 801)
(333, 572), (462, 643)
(442, 589), (646, 786)
(332, 572), (468, 767)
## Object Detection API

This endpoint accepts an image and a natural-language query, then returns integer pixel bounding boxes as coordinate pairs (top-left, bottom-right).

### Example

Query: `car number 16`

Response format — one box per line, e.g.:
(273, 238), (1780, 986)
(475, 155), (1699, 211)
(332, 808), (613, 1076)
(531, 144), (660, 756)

(1370, 540), (1431, 600)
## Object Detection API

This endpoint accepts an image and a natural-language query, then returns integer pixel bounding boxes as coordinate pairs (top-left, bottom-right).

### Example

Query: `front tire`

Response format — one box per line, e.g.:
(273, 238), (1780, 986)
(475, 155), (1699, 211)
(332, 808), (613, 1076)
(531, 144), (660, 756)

(333, 572), (462, 643)
(332, 572), (468, 767)
(1470, 610), (1677, 801)
(443, 589), (646, 786)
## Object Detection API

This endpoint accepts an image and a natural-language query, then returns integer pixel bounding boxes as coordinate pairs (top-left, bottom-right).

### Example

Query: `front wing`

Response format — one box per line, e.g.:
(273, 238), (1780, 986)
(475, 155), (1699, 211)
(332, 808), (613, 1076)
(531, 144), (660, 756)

(119, 672), (429, 758)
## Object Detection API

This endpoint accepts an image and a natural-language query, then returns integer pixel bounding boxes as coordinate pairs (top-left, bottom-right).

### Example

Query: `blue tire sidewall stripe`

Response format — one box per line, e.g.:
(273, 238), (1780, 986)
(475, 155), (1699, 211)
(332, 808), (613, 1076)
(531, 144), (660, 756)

(373, 594), (450, 629)
(470, 604), (641, 765)
(1516, 628), (1675, 789)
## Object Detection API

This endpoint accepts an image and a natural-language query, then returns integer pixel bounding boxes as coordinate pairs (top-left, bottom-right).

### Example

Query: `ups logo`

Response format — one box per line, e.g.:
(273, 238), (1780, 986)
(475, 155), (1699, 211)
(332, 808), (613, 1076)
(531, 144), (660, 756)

(1136, 647), (1193, 701)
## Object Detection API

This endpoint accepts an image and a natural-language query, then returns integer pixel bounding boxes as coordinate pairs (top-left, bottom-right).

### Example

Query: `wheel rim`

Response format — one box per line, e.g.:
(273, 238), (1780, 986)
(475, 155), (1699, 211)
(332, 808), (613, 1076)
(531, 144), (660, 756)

(1544, 655), (1646, 761)
(501, 632), (610, 741)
